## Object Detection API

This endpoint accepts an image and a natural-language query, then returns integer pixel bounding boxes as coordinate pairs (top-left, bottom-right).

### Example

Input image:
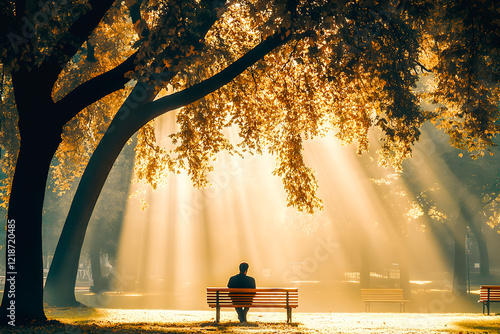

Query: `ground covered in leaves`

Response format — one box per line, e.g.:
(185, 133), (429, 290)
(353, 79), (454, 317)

(1, 308), (499, 333)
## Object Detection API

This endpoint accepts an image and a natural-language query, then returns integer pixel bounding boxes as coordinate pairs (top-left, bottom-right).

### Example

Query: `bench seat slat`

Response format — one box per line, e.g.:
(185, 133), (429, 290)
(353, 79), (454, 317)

(207, 296), (298, 300)
(207, 294), (298, 300)
(362, 300), (409, 303)
(207, 288), (297, 292)
(207, 298), (298, 301)
(208, 303), (299, 308)
(207, 298), (298, 302)
(208, 300), (299, 303)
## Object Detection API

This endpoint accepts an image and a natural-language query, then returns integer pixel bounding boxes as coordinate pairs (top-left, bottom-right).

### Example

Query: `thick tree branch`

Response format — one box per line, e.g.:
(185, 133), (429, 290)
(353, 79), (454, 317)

(66, 0), (116, 57)
(55, 51), (138, 124)
(129, 0), (149, 39)
(46, 0), (117, 82)
(130, 31), (293, 129)
(56, 0), (225, 128)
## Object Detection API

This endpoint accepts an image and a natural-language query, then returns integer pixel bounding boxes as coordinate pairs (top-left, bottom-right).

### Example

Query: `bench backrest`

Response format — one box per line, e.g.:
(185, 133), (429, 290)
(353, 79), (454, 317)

(361, 288), (404, 301)
(480, 285), (500, 302)
(207, 288), (298, 308)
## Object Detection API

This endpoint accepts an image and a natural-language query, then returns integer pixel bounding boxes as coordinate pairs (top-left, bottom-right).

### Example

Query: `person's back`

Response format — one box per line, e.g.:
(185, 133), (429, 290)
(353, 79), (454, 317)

(227, 262), (256, 323)
(228, 272), (256, 289)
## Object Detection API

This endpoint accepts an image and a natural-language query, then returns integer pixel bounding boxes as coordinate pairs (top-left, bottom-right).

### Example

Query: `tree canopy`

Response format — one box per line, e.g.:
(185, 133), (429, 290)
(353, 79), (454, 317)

(1, 1), (499, 211)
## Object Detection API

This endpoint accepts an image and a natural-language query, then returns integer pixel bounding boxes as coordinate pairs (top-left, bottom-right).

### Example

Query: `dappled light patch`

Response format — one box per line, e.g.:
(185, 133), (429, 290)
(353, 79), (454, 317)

(44, 306), (104, 322)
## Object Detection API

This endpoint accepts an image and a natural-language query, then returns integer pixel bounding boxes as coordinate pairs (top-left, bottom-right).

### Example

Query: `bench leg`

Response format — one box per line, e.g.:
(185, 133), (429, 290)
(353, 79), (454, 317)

(365, 302), (370, 313)
(216, 306), (220, 323)
(286, 307), (292, 323)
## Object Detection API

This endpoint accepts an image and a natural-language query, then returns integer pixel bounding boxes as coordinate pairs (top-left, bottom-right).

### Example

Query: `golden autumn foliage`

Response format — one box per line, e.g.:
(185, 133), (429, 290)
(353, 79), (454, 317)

(1, 0), (499, 214)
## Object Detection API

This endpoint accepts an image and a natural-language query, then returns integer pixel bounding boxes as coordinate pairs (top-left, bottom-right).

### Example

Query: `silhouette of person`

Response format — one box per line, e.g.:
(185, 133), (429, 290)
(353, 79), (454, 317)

(227, 262), (256, 323)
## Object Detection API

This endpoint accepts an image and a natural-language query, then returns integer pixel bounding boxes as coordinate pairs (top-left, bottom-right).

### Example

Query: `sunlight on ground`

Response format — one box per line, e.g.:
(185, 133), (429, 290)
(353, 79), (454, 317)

(4, 308), (497, 334)
(108, 114), (457, 313)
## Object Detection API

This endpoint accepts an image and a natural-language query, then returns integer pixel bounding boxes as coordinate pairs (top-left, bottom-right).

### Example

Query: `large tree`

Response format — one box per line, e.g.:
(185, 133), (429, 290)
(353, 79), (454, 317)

(1, 0), (499, 324)
(0, 1), (135, 323)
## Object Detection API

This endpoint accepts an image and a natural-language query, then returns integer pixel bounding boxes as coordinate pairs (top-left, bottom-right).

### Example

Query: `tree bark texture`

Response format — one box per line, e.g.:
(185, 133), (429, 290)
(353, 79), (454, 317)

(44, 84), (157, 306)
(1, 0), (145, 321)
(43, 116), (141, 306)
(0, 68), (63, 323)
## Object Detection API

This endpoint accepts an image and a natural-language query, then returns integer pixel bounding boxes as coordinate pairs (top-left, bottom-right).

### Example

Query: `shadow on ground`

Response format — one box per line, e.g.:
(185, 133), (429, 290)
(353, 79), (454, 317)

(453, 317), (500, 332)
(3, 321), (306, 334)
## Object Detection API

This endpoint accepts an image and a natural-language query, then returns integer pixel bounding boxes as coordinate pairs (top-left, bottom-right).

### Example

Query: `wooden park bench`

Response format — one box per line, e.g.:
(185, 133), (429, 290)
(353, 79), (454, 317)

(207, 287), (298, 323)
(479, 285), (500, 315)
(361, 288), (409, 312)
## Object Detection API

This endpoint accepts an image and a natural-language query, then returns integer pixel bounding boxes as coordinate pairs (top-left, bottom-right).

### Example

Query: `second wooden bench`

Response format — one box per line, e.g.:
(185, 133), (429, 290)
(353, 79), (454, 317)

(479, 285), (500, 315)
(361, 288), (409, 312)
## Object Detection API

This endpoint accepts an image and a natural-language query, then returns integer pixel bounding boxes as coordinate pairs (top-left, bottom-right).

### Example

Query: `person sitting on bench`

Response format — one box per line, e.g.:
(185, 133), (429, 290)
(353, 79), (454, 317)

(227, 262), (256, 323)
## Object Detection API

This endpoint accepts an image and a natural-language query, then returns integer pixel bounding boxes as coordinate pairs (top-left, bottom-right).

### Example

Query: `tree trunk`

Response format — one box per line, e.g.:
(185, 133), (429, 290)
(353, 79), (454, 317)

(452, 212), (467, 296)
(0, 126), (62, 324)
(44, 85), (157, 306)
(0, 66), (64, 324)
(43, 119), (141, 306)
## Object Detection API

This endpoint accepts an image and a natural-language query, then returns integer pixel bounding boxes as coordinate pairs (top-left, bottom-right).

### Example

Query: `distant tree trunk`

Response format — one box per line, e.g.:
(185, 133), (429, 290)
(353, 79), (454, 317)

(359, 234), (370, 289)
(90, 245), (105, 293)
(0, 69), (64, 323)
(423, 211), (453, 264)
(400, 261), (411, 300)
(457, 201), (490, 278)
(474, 229), (490, 277)
(467, 216), (490, 277)
(452, 210), (467, 295)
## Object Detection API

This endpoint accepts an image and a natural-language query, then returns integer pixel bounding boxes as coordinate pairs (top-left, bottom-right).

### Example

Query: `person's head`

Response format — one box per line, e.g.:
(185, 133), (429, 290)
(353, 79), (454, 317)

(239, 262), (249, 274)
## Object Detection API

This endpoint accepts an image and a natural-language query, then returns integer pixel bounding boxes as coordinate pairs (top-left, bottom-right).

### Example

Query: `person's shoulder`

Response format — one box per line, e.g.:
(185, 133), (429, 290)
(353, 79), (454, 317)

(228, 274), (241, 286)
